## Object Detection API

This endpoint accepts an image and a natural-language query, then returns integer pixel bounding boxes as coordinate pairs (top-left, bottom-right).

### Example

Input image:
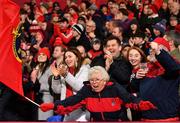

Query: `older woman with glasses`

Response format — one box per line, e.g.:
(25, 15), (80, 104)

(40, 66), (156, 121)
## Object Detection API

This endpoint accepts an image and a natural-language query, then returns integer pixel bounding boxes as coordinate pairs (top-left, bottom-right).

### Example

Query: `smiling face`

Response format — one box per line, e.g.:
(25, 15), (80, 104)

(89, 71), (106, 92)
(37, 53), (48, 63)
(64, 51), (78, 67)
(53, 46), (64, 59)
(128, 49), (142, 68)
(105, 39), (121, 58)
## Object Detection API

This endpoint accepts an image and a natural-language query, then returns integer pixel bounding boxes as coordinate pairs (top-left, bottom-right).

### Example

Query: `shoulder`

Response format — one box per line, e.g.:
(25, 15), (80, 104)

(80, 64), (90, 70)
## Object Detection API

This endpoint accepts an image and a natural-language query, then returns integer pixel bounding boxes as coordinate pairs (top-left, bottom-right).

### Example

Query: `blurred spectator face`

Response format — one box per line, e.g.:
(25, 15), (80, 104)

(107, 1), (113, 9)
(72, 28), (80, 37)
(101, 6), (108, 14)
(114, 11), (123, 20)
(59, 21), (68, 30)
(93, 43), (101, 51)
(153, 28), (161, 36)
(86, 20), (96, 33)
(162, 2), (168, 10)
(77, 45), (86, 58)
(69, 8), (76, 14)
(35, 32), (43, 42)
(121, 45), (130, 59)
(170, 18), (178, 27)
(128, 49), (142, 68)
(65, 51), (78, 67)
(112, 27), (122, 37)
(26, 50), (33, 62)
(108, 21), (115, 33)
(105, 39), (121, 58)
(143, 5), (149, 15)
(79, 2), (87, 11)
(110, 3), (119, 14)
(167, 0), (174, 8)
(119, 2), (127, 9)
(64, 13), (72, 22)
(53, 46), (64, 59)
(23, 3), (30, 12)
(88, 9), (96, 16)
(78, 19), (86, 27)
(130, 24), (138, 31)
(133, 37), (144, 45)
(38, 53), (48, 63)
(147, 7), (153, 15)
(20, 13), (27, 22)
(169, 2), (179, 14)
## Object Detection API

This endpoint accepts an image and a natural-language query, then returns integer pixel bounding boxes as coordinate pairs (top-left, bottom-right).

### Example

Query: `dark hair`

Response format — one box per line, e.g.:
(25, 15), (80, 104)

(119, 8), (128, 16)
(64, 47), (82, 75)
(127, 46), (148, 63)
(104, 35), (121, 47)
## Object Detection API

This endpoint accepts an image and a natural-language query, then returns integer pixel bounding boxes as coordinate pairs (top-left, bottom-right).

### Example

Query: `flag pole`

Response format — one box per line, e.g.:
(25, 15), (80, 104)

(24, 96), (40, 107)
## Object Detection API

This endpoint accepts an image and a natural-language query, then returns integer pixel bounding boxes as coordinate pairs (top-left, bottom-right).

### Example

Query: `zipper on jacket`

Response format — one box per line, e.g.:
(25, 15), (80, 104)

(98, 93), (105, 121)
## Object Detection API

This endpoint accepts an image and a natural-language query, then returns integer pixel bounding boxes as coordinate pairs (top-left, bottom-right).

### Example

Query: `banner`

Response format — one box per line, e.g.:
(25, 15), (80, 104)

(0, 0), (23, 96)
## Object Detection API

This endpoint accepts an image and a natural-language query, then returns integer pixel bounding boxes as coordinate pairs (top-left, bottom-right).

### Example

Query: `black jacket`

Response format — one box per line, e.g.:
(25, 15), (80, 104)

(91, 54), (132, 88)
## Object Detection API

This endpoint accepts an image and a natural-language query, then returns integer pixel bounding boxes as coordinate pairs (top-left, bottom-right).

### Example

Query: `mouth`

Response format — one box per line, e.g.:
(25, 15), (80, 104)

(130, 60), (137, 65)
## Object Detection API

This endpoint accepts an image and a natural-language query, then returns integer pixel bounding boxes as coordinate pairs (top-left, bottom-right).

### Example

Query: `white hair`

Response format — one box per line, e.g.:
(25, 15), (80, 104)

(88, 66), (110, 81)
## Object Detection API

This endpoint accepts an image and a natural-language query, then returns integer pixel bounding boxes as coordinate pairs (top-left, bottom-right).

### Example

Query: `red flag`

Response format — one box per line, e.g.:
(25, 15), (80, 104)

(0, 0), (23, 96)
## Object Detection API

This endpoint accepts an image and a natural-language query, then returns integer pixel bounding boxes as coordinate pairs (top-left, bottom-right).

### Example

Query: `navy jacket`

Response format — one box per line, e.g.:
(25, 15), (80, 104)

(130, 50), (180, 119)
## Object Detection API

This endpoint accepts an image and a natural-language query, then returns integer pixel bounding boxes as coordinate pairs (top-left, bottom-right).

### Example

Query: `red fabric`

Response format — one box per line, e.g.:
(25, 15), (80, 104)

(126, 101), (157, 111)
(88, 50), (103, 60)
(37, 47), (50, 59)
(86, 97), (123, 112)
(153, 0), (163, 10)
(142, 117), (179, 122)
(56, 100), (86, 115)
(40, 103), (54, 112)
(146, 62), (165, 77)
(132, 62), (165, 78)
(0, 0), (23, 96)
(138, 100), (157, 111)
(153, 37), (170, 51)
(125, 103), (139, 110)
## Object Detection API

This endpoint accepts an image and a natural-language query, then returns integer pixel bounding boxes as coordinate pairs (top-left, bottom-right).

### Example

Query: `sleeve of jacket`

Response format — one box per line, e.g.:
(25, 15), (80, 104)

(54, 85), (88, 115)
(109, 60), (132, 85)
(51, 76), (66, 94)
(64, 65), (89, 91)
(115, 82), (140, 103)
(156, 50), (180, 77)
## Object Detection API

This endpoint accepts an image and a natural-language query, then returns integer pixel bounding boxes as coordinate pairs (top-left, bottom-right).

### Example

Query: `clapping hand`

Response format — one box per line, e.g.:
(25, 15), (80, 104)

(104, 50), (113, 71)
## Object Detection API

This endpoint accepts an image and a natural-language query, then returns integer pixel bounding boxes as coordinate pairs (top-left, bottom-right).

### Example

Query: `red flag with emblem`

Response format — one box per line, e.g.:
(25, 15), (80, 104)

(0, 0), (23, 96)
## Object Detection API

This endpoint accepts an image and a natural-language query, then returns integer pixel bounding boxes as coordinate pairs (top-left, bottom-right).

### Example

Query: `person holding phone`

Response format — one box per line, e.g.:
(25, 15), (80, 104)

(127, 42), (180, 121)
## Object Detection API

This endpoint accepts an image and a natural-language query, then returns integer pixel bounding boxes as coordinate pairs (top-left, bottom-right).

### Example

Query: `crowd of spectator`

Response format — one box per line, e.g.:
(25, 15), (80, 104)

(0, 0), (180, 121)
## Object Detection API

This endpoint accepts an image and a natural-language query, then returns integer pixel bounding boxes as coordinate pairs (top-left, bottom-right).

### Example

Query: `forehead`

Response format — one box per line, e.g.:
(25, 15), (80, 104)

(90, 71), (101, 78)
(65, 51), (76, 56)
(129, 49), (140, 55)
(106, 39), (119, 45)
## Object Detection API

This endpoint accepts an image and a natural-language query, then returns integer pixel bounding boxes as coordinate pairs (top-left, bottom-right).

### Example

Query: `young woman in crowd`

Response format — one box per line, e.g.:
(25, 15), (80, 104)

(127, 42), (180, 121)
(49, 47), (90, 121)
(30, 47), (53, 121)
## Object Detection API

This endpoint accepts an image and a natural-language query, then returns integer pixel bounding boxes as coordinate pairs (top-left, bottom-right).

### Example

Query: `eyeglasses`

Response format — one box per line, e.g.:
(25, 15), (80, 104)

(90, 78), (103, 83)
